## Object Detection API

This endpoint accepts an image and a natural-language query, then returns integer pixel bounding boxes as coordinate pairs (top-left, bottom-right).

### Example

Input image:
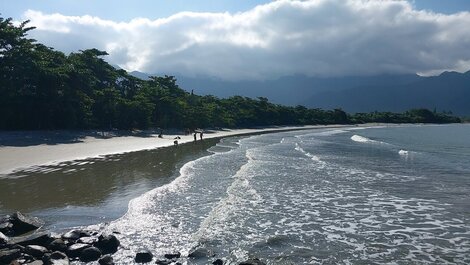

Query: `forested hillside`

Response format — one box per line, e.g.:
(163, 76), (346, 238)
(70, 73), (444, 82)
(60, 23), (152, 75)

(0, 17), (460, 130)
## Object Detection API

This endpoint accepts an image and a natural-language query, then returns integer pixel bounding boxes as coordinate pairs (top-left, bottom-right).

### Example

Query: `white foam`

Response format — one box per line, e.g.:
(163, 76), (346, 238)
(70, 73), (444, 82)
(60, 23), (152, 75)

(399, 150), (409, 155)
(351, 134), (377, 143)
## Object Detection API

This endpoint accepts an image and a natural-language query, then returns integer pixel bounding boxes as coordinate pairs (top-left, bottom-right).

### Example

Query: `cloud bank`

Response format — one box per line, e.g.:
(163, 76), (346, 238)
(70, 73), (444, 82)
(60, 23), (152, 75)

(23, 0), (470, 80)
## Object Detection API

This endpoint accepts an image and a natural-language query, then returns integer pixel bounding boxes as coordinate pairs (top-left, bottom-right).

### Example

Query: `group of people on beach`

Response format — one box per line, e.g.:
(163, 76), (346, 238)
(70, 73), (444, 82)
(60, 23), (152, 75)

(170, 130), (203, 146)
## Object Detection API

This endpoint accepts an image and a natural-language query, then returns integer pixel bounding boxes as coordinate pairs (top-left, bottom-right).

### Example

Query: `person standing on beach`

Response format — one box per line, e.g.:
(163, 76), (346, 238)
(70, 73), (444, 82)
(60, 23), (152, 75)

(193, 133), (197, 141)
(200, 131), (203, 140)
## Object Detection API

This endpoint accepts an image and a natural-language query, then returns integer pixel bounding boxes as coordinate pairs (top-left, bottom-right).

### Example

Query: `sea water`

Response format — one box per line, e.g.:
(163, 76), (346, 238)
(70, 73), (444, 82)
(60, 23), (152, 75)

(106, 124), (470, 264)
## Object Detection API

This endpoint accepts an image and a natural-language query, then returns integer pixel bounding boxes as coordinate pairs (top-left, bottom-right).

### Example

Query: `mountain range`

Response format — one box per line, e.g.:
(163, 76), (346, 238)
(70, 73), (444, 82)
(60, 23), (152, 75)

(130, 70), (470, 116)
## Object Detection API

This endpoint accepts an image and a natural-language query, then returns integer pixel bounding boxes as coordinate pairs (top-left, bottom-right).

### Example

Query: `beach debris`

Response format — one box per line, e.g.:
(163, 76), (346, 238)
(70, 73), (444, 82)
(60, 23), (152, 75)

(134, 249), (153, 263)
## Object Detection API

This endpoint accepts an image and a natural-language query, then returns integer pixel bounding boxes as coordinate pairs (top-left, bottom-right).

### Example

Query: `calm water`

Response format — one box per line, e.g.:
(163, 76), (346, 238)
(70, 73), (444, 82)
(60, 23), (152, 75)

(105, 124), (470, 264)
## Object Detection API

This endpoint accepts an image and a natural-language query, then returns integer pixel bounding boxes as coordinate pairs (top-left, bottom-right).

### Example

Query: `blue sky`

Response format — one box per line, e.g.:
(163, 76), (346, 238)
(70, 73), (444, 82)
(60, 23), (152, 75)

(3, 0), (470, 79)
(3, 0), (470, 21)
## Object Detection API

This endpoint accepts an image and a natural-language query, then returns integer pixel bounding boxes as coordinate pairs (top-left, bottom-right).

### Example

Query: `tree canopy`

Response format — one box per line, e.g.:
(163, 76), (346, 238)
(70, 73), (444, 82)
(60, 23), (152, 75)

(0, 17), (461, 130)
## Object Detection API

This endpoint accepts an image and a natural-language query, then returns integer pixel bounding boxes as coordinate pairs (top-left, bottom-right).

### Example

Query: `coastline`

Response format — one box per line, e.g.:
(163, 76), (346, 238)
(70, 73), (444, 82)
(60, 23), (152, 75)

(0, 124), (364, 176)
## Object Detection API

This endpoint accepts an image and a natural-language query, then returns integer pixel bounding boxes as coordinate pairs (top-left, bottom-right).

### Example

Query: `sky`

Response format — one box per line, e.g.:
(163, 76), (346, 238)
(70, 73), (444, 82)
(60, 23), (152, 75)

(3, 0), (470, 79)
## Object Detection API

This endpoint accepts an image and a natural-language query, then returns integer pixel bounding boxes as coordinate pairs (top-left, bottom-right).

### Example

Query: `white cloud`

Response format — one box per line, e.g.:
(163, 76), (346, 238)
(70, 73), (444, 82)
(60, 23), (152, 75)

(22, 0), (470, 80)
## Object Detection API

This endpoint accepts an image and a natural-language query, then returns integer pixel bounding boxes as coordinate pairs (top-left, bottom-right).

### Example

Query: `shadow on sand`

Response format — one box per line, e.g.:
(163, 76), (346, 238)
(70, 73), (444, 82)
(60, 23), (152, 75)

(0, 130), (160, 147)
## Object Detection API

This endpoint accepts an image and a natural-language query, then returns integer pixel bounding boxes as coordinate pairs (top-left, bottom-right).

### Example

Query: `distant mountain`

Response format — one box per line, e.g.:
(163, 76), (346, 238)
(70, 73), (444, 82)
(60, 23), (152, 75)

(129, 70), (470, 116)
(305, 71), (470, 116)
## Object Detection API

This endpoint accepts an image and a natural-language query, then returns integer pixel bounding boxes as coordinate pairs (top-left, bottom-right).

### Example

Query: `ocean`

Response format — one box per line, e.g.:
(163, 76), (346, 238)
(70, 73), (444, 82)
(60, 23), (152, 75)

(104, 124), (470, 264)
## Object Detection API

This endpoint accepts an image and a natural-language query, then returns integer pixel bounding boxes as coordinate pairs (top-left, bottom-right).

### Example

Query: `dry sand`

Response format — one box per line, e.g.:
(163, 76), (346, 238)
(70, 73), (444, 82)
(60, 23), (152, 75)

(0, 125), (357, 175)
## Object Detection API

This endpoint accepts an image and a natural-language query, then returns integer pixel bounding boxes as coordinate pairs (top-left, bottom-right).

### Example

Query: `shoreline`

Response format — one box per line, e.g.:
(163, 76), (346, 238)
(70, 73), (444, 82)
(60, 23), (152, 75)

(0, 124), (367, 176)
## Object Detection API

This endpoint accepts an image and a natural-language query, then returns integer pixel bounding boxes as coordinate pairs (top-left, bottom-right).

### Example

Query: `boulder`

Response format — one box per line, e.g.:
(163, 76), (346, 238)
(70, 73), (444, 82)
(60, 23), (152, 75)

(66, 243), (90, 258)
(10, 232), (53, 247)
(25, 245), (49, 258)
(188, 247), (215, 258)
(25, 260), (44, 265)
(134, 250), (153, 263)
(46, 251), (70, 265)
(61, 230), (81, 241)
(79, 246), (102, 262)
(50, 251), (67, 260)
(0, 248), (21, 264)
(10, 212), (44, 236)
(78, 236), (98, 245)
(164, 252), (181, 259)
(48, 239), (67, 252)
(0, 218), (14, 237)
(213, 259), (224, 265)
(94, 234), (120, 254)
(49, 258), (70, 265)
(239, 258), (266, 265)
(98, 254), (114, 265)
(0, 232), (8, 247)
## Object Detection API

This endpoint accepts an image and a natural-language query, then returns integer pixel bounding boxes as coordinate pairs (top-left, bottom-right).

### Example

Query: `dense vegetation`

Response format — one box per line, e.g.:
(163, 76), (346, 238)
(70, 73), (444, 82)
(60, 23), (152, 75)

(0, 17), (461, 130)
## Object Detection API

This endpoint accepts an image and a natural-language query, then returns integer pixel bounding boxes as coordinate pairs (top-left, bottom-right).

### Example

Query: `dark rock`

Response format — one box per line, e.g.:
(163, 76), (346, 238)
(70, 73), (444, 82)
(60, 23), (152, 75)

(49, 258), (70, 265)
(188, 247), (215, 258)
(10, 232), (53, 247)
(213, 259), (224, 265)
(8, 244), (25, 251)
(25, 260), (44, 265)
(0, 219), (14, 237)
(164, 252), (181, 259)
(48, 239), (67, 252)
(47, 251), (70, 265)
(98, 254), (114, 265)
(239, 258), (266, 265)
(155, 260), (171, 265)
(78, 231), (91, 238)
(10, 212), (44, 236)
(134, 250), (153, 263)
(0, 232), (8, 247)
(78, 236), (98, 245)
(61, 230), (81, 241)
(79, 246), (102, 262)
(25, 245), (49, 258)
(66, 243), (89, 258)
(50, 251), (67, 260)
(0, 248), (21, 264)
(94, 234), (120, 254)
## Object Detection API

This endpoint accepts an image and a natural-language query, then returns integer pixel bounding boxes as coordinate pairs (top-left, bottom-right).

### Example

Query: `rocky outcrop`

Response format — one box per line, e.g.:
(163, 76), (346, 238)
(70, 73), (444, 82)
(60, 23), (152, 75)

(0, 212), (44, 237)
(0, 212), (121, 265)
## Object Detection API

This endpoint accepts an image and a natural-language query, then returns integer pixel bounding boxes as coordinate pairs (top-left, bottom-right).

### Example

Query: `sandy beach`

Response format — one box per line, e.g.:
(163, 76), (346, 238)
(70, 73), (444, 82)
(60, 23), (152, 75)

(0, 125), (355, 176)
